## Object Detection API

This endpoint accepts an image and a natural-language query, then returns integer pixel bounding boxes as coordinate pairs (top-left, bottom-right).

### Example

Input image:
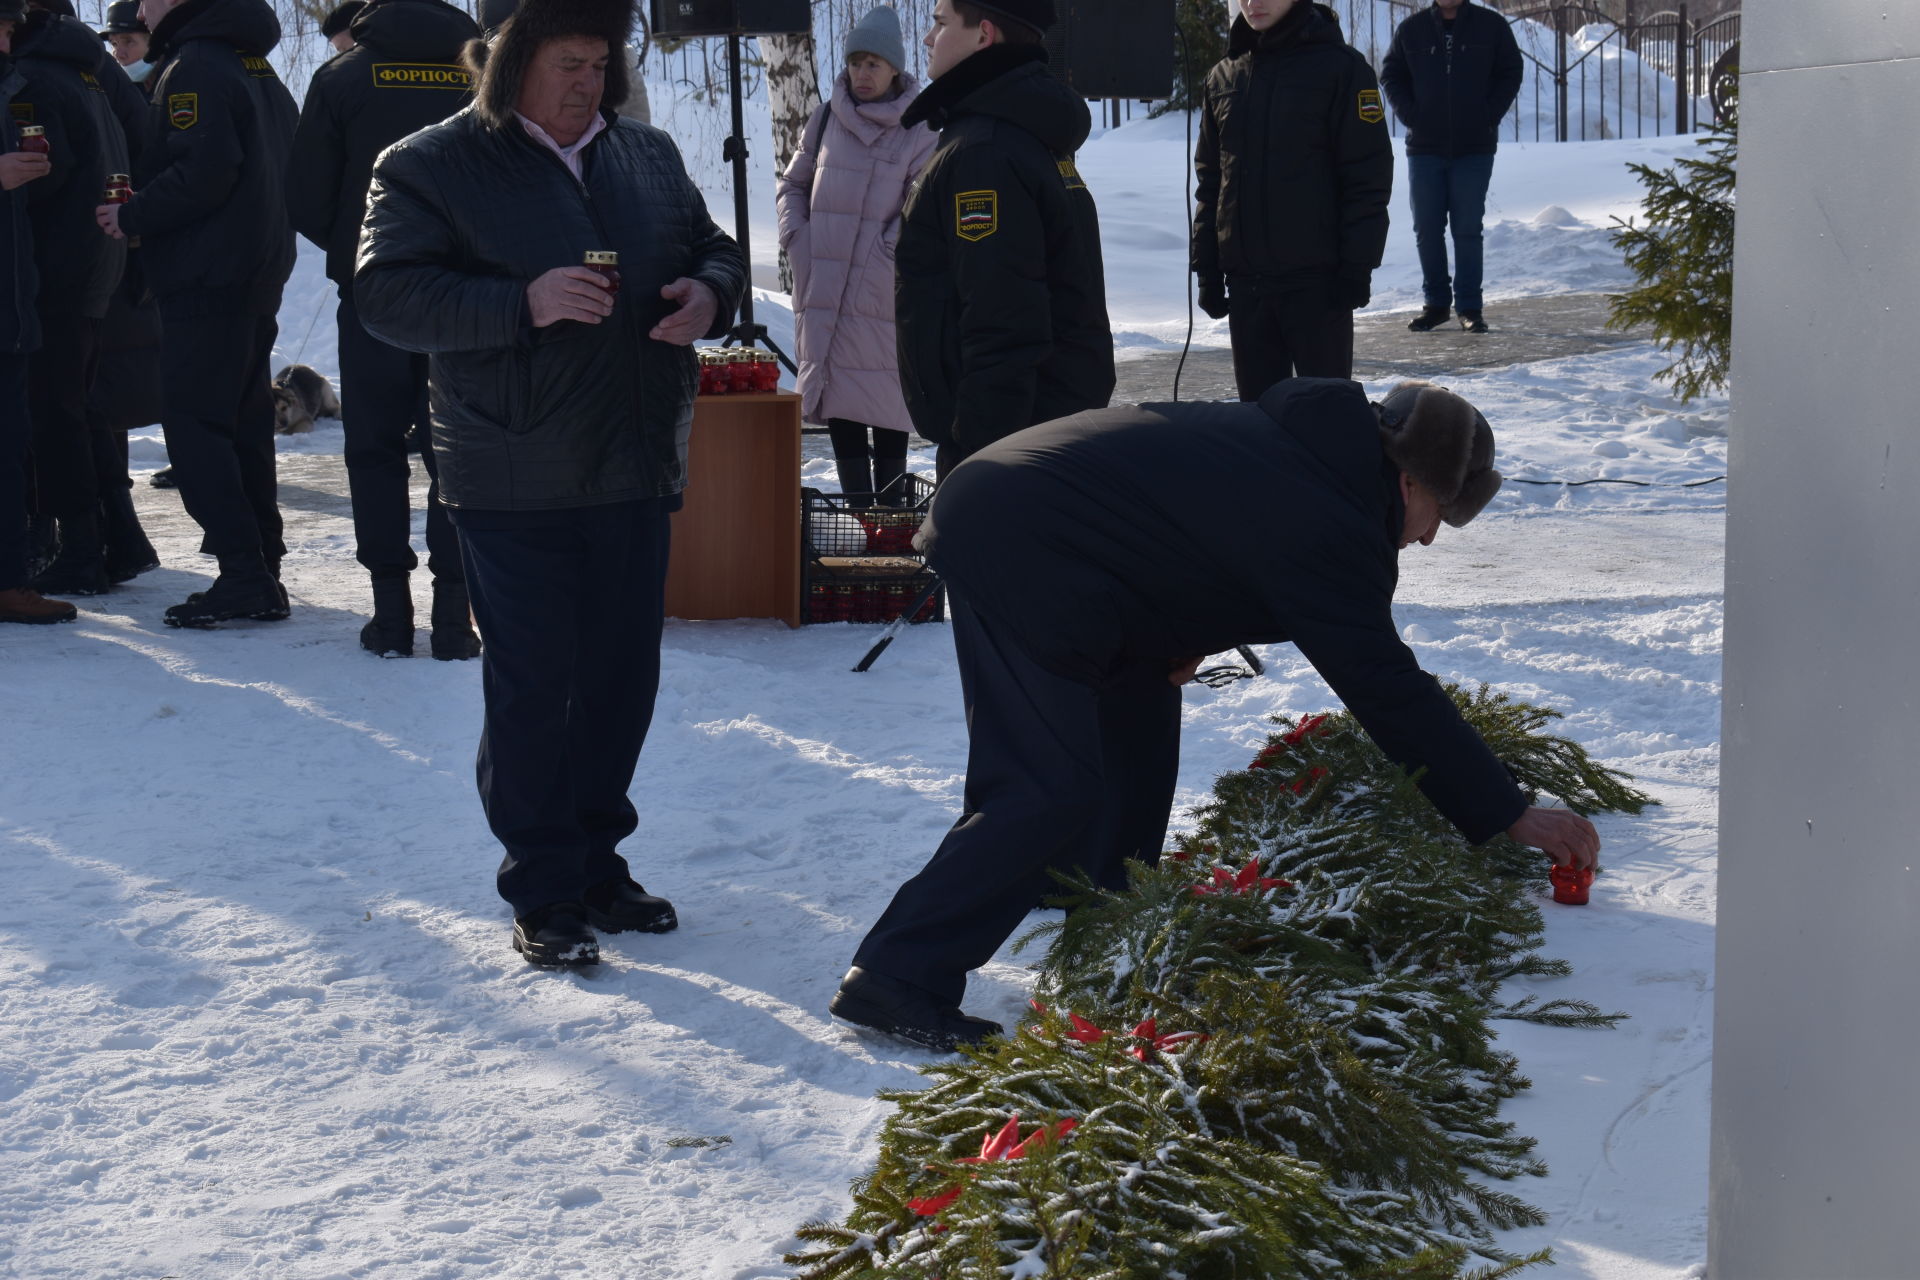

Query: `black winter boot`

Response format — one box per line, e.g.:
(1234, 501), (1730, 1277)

(582, 877), (677, 934)
(1406, 305), (1451, 332)
(149, 465), (177, 489)
(1459, 310), (1490, 334)
(833, 452), (874, 502)
(100, 486), (160, 583)
(873, 452), (910, 508)
(30, 513), (110, 596)
(360, 573), (414, 657)
(25, 513), (58, 580)
(512, 903), (599, 967)
(829, 966), (1003, 1052)
(429, 578), (481, 661)
(164, 557), (288, 628)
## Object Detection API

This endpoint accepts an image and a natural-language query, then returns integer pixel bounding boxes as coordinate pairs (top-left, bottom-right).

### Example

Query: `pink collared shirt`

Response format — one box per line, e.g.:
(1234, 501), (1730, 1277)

(516, 110), (608, 182)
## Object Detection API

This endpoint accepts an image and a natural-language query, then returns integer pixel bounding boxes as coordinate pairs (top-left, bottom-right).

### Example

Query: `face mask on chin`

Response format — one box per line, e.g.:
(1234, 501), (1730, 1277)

(128, 58), (153, 80)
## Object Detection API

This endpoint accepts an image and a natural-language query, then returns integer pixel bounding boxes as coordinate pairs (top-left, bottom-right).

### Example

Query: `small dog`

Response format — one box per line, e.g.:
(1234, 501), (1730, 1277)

(272, 364), (342, 434)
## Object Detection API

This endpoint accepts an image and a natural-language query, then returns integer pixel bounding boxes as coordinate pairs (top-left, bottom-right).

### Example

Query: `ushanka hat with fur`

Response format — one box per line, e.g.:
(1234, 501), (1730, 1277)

(1375, 381), (1503, 527)
(463, 0), (631, 129)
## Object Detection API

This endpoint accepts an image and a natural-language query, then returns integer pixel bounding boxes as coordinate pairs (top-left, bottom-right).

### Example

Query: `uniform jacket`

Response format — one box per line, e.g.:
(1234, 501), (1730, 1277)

(117, 0), (298, 316)
(1192, 6), (1393, 297)
(0, 54), (40, 356)
(354, 108), (746, 511)
(775, 70), (935, 434)
(12, 12), (129, 320)
(894, 44), (1114, 458)
(288, 0), (479, 286)
(920, 378), (1528, 844)
(1379, 0), (1523, 157)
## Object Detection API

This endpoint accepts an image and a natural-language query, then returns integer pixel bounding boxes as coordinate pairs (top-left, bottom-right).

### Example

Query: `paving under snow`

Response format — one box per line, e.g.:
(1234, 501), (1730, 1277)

(1, 92), (1723, 1279)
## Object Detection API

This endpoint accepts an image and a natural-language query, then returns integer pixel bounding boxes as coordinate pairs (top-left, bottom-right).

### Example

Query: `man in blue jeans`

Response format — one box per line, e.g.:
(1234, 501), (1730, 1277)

(1380, 0), (1522, 334)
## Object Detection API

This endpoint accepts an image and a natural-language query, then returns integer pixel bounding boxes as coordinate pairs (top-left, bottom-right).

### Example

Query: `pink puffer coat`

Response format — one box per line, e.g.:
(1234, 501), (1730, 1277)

(776, 71), (937, 433)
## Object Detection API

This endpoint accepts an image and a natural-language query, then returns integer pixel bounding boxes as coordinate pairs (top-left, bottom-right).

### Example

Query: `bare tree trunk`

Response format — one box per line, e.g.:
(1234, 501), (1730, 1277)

(759, 31), (821, 294)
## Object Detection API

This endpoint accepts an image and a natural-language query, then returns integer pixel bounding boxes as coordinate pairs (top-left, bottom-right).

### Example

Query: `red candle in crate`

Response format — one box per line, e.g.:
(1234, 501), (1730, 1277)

(583, 249), (620, 296)
(102, 173), (132, 204)
(1549, 864), (1594, 906)
(697, 350), (719, 395)
(17, 125), (48, 157)
(754, 350), (779, 393)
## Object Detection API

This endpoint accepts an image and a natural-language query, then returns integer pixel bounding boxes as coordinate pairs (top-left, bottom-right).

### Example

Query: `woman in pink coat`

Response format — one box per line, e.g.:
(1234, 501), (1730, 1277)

(776, 6), (936, 506)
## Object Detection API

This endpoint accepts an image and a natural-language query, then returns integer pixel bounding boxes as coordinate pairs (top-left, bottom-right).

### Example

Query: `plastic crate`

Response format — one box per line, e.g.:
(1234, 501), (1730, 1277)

(801, 478), (946, 625)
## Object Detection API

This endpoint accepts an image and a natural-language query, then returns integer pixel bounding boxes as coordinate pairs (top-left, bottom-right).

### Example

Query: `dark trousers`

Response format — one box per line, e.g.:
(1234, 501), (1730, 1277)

(337, 292), (458, 580)
(826, 418), (910, 505)
(450, 497), (676, 915)
(1409, 151), (1496, 314)
(852, 595), (1182, 1006)
(1227, 284), (1355, 401)
(158, 304), (284, 564)
(0, 354), (30, 590)
(27, 313), (99, 520)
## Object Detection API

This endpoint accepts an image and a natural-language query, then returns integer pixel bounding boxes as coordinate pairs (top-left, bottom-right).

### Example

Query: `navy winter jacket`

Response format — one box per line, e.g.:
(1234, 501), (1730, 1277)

(0, 55), (41, 356)
(1379, 0), (1524, 157)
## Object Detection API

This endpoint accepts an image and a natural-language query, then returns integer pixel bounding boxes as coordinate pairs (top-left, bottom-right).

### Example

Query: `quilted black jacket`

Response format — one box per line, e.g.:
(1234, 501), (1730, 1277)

(354, 108), (746, 511)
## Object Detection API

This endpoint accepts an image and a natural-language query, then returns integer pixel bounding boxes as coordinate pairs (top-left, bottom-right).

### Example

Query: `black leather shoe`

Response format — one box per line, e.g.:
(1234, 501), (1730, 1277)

(165, 572), (289, 628)
(1406, 305), (1451, 332)
(829, 966), (1003, 1052)
(512, 902), (600, 967)
(582, 877), (678, 934)
(1459, 309), (1490, 333)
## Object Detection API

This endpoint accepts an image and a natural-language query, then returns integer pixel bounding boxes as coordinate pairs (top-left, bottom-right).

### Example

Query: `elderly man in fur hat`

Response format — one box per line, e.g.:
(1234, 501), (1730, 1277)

(355, 0), (745, 968)
(833, 377), (1602, 1050)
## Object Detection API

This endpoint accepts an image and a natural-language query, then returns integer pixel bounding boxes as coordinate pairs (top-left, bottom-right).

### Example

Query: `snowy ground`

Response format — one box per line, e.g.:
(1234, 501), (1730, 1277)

(1, 115), (1722, 1278)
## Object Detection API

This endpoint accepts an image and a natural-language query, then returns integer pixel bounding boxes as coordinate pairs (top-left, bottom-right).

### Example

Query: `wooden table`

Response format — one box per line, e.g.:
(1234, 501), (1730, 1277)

(664, 391), (802, 627)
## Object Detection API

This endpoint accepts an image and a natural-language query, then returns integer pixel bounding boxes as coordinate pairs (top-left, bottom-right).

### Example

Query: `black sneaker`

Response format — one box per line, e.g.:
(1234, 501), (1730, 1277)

(512, 902), (600, 967)
(1406, 306), (1451, 332)
(1459, 310), (1490, 333)
(829, 966), (1003, 1052)
(164, 572), (288, 628)
(582, 877), (678, 935)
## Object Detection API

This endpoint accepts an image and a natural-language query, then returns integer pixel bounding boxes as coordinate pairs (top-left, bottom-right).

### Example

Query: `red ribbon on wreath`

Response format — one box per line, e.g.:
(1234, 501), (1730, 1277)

(906, 1114), (1079, 1219)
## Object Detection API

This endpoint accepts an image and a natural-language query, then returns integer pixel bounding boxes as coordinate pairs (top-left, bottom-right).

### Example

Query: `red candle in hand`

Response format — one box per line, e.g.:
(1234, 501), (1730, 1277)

(17, 125), (48, 157)
(1550, 865), (1594, 906)
(583, 250), (620, 296)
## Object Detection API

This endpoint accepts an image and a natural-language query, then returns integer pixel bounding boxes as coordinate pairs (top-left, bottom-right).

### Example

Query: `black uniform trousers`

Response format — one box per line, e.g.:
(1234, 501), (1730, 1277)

(27, 314), (100, 520)
(158, 304), (285, 565)
(0, 354), (30, 590)
(450, 495), (676, 916)
(852, 594), (1182, 1007)
(337, 291), (459, 581)
(1227, 283), (1355, 402)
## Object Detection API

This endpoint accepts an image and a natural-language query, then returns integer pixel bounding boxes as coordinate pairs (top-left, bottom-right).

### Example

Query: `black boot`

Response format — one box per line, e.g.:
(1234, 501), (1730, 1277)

(149, 465), (177, 489)
(829, 966), (1003, 1051)
(873, 451), (910, 509)
(100, 486), (160, 583)
(30, 513), (110, 596)
(582, 876), (677, 934)
(429, 577), (481, 661)
(512, 902), (599, 967)
(164, 556), (288, 628)
(833, 452), (874, 503)
(1406, 305), (1451, 332)
(1459, 309), (1490, 334)
(25, 513), (58, 580)
(360, 573), (414, 657)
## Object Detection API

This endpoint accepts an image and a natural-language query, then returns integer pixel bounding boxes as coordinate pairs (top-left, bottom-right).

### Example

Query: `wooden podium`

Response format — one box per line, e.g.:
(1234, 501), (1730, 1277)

(664, 391), (803, 627)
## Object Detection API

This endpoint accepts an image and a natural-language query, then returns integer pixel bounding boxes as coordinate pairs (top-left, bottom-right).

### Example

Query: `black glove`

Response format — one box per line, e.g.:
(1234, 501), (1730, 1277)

(1332, 270), (1371, 312)
(1197, 276), (1229, 320)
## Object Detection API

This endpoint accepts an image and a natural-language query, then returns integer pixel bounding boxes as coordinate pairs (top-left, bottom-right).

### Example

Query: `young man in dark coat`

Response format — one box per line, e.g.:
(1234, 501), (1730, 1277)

(355, 0), (745, 968)
(1192, 0), (1393, 400)
(12, 5), (130, 597)
(1380, 0), (1522, 333)
(95, 0), (297, 627)
(0, 0), (75, 625)
(892, 0), (1113, 475)
(288, 0), (481, 659)
(833, 379), (1602, 1050)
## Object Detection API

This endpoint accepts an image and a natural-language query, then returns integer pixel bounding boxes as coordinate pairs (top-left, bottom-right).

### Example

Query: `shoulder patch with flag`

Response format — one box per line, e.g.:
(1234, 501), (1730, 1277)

(1358, 89), (1384, 124)
(954, 189), (997, 242)
(169, 92), (198, 129)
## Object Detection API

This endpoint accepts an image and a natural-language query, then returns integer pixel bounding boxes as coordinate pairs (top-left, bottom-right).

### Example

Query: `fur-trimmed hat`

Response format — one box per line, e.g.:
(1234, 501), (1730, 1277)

(463, 0), (631, 130)
(1375, 381), (1502, 527)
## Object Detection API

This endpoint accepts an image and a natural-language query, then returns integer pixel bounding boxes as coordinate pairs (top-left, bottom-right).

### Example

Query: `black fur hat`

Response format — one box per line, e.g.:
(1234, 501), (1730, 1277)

(966, 0), (1055, 34)
(463, 0), (631, 130)
(1375, 381), (1503, 527)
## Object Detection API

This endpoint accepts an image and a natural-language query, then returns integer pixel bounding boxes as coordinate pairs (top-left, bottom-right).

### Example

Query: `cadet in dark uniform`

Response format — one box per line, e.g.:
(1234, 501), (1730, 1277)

(288, 0), (481, 658)
(12, 5), (130, 597)
(97, 0), (298, 627)
(888, 0), (1112, 475)
(834, 380), (1603, 1049)
(1193, 0), (1393, 399)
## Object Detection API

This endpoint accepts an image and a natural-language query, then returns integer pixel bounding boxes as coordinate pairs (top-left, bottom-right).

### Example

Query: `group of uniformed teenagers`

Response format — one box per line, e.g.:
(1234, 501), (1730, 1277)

(0, 0), (1595, 1041)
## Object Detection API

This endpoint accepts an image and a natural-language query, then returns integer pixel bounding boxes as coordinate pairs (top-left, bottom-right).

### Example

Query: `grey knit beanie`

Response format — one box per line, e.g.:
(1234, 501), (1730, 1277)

(846, 6), (906, 72)
(1375, 381), (1503, 527)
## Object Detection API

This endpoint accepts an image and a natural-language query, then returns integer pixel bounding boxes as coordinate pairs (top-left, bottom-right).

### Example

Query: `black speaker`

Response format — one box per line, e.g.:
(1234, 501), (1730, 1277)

(1043, 0), (1175, 100)
(649, 0), (810, 38)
